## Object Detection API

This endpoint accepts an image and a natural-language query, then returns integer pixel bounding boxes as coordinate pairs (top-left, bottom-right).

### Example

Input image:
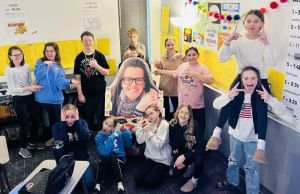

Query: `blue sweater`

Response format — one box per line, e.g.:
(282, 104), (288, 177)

(34, 59), (70, 104)
(95, 129), (132, 161)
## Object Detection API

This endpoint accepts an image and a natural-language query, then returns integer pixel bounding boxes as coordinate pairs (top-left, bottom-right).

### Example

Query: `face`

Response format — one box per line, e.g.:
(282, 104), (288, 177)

(129, 34), (138, 47)
(45, 46), (56, 61)
(178, 106), (190, 126)
(145, 108), (160, 123)
(82, 35), (95, 50)
(186, 49), (199, 64)
(122, 67), (145, 101)
(103, 118), (114, 133)
(165, 39), (175, 52)
(241, 70), (258, 93)
(65, 110), (76, 127)
(244, 14), (264, 34)
(9, 49), (23, 65)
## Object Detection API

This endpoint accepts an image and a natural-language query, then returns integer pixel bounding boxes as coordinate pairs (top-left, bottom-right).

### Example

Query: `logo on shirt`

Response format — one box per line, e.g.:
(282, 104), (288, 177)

(239, 103), (252, 118)
(80, 58), (98, 78)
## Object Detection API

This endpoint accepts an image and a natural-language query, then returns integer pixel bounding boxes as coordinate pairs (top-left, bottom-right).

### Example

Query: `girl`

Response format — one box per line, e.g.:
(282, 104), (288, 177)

(169, 104), (206, 193)
(5, 46), (44, 158)
(213, 66), (279, 193)
(152, 38), (185, 121)
(110, 58), (158, 116)
(35, 42), (78, 142)
(155, 47), (214, 130)
(134, 105), (171, 189)
(94, 116), (132, 193)
(51, 104), (94, 190)
(207, 9), (275, 150)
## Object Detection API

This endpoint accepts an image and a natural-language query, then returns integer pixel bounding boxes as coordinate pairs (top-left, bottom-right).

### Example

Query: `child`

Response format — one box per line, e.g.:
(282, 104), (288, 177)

(169, 103), (206, 193)
(207, 9), (275, 150)
(123, 28), (146, 61)
(5, 46), (44, 158)
(152, 38), (185, 121)
(134, 105), (171, 189)
(213, 66), (280, 193)
(74, 31), (110, 131)
(51, 104), (94, 190)
(94, 116), (132, 193)
(155, 47), (214, 131)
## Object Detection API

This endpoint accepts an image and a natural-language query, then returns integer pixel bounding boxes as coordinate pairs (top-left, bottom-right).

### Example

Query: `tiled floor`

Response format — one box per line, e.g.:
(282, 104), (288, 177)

(4, 138), (263, 194)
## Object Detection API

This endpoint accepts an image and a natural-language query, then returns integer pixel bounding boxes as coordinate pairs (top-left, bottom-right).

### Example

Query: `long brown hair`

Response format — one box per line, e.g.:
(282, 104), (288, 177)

(42, 42), (61, 65)
(8, 46), (25, 67)
(170, 103), (195, 149)
(243, 9), (264, 24)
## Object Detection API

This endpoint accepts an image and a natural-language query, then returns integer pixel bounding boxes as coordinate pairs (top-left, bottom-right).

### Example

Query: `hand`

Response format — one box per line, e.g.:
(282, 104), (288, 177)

(136, 89), (158, 112)
(228, 82), (244, 99)
(131, 50), (138, 57)
(73, 108), (79, 121)
(174, 155), (186, 169)
(124, 50), (132, 59)
(153, 69), (161, 76)
(152, 59), (161, 69)
(177, 163), (186, 169)
(61, 111), (66, 121)
(256, 85), (270, 102)
(186, 70), (199, 78)
(89, 59), (98, 68)
(226, 25), (241, 43)
(29, 85), (43, 92)
(70, 79), (80, 87)
(78, 93), (86, 103)
(258, 26), (269, 45)
(44, 61), (54, 66)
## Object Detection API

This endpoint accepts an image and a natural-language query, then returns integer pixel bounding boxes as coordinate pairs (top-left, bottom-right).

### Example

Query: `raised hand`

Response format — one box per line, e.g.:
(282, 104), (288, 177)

(136, 89), (158, 112)
(61, 110), (66, 122)
(228, 82), (244, 99)
(256, 85), (270, 102)
(258, 26), (269, 45)
(89, 58), (98, 68)
(225, 25), (241, 43)
(44, 61), (54, 66)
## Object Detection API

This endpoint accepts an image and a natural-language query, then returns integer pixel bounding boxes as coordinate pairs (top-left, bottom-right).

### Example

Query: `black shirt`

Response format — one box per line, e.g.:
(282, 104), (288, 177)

(74, 50), (109, 97)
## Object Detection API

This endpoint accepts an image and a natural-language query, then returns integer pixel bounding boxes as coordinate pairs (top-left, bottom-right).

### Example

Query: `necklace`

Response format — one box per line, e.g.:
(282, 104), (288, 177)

(84, 52), (95, 61)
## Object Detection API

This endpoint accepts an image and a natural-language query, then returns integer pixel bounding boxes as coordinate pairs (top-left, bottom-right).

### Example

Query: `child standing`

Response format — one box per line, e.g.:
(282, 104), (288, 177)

(207, 9), (275, 150)
(123, 28), (146, 61)
(213, 66), (280, 193)
(169, 104), (206, 193)
(94, 116), (132, 193)
(155, 47), (214, 131)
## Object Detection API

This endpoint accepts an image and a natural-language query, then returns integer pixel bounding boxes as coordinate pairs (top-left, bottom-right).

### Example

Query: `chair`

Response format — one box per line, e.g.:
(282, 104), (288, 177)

(0, 136), (10, 193)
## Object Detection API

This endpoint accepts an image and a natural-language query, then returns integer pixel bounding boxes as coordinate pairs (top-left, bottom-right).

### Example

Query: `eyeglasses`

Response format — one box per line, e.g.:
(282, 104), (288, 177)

(122, 77), (144, 85)
(11, 54), (22, 57)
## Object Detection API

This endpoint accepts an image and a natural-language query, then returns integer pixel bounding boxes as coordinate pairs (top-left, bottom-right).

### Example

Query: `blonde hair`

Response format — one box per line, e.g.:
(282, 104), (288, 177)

(62, 104), (77, 112)
(127, 28), (139, 36)
(170, 104), (195, 149)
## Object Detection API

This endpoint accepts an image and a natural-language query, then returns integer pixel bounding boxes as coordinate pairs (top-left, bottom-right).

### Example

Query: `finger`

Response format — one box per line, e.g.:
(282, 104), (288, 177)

(234, 24), (237, 32)
(261, 85), (267, 92)
(256, 89), (263, 94)
(233, 82), (240, 89)
(235, 89), (245, 92)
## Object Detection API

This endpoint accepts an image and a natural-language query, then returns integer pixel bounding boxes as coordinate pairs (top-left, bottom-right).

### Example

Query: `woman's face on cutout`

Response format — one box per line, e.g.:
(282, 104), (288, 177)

(244, 14), (264, 34)
(241, 70), (258, 93)
(178, 106), (190, 125)
(45, 46), (56, 61)
(121, 66), (145, 101)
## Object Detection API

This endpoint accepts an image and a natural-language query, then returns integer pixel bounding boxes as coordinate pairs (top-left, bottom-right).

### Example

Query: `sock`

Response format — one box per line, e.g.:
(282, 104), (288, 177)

(212, 126), (222, 138)
(191, 177), (198, 184)
(94, 183), (101, 191)
(117, 182), (124, 191)
(257, 139), (266, 150)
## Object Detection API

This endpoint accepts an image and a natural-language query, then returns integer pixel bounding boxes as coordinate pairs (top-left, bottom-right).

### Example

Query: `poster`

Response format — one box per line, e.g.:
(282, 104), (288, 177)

(283, 0), (300, 119)
(207, 3), (221, 24)
(82, 0), (101, 31)
(192, 31), (204, 46)
(204, 24), (218, 51)
(184, 28), (192, 43)
(220, 3), (240, 34)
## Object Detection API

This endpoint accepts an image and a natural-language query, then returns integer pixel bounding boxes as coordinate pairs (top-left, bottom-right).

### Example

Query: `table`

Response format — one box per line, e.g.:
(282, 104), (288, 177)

(9, 159), (90, 194)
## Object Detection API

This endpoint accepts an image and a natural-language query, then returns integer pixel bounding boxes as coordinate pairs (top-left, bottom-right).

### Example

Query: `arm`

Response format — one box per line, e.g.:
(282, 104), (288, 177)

(89, 58), (109, 76)
(213, 93), (233, 109)
(34, 59), (48, 82)
(169, 125), (180, 153)
(263, 44), (276, 67)
(189, 71), (214, 85)
(146, 121), (169, 149)
(121, 129), (132, 149)
(135, 125), (147, 144)
(155, 69), (175, 77)
(184, 122), (205, 160)
(55, 67), (70, 90)
(73, 119), (89, 143)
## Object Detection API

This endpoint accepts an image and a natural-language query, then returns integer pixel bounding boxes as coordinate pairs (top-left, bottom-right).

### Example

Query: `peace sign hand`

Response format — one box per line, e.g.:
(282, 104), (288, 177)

(226, 25), (241, 43)
(258, 26), (269, 45)
(256, 85), (270, 102)
(228, 82), (244, 99)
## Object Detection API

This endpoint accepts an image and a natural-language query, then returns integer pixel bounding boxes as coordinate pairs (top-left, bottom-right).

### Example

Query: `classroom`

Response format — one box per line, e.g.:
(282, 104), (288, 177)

(0, 0), (299, 194)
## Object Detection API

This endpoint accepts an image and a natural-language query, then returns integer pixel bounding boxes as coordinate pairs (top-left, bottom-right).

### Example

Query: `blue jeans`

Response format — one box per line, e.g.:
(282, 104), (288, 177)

(226, 136), (260, 194)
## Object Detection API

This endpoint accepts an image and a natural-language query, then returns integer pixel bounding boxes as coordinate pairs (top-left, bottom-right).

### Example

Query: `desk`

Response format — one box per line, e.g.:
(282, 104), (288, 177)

(9, 160), (90, 194)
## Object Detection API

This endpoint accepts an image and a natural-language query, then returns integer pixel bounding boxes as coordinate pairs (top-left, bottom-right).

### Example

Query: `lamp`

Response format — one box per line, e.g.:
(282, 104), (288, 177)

(170, 3), (200, 27)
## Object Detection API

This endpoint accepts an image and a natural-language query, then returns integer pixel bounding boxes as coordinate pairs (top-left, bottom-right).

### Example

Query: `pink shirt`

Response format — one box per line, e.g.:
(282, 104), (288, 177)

(173, 62), (211, 109)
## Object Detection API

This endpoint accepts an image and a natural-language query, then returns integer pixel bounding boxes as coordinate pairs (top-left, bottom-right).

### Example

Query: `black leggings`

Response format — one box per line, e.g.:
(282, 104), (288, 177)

(95, 155), (124, 183)
(163, 96), (178, 121)
(135, 159), (169, 189)
(216, 75), (270, 128)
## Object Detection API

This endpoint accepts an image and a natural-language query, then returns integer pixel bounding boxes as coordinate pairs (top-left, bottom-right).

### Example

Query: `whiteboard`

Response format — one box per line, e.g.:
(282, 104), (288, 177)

(0, 0), (121, 62)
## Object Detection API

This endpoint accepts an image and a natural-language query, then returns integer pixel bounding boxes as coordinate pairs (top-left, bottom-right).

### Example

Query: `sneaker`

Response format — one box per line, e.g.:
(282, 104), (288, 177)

(94, 184), (101, 194)
(183, 163), (194, 178)
(206, 136), (222, 151)
(28, 142), (46, 150)
(117, 187), (125, 194)
(19, 148), (32, 159)
(253, 149), (267, 164)
(180, 178), (197, 193)
(45, 138), (54, 147)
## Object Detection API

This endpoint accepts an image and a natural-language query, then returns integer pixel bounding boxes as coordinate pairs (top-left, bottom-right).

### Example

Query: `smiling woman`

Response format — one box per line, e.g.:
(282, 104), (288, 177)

(110, 57), (158, 116)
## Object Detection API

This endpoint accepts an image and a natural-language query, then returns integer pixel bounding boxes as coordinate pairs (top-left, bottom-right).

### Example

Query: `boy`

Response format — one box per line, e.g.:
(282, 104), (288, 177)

(122, 28), (146, 61)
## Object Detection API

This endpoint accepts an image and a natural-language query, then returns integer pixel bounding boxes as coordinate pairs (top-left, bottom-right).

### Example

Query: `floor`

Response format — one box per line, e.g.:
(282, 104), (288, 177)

(3, 136), (270, 194)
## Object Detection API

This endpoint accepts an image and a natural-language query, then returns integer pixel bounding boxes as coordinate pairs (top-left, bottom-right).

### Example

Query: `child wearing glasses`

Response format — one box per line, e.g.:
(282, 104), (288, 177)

(110, 57), (158, 116)
(94, 116), (132, 193)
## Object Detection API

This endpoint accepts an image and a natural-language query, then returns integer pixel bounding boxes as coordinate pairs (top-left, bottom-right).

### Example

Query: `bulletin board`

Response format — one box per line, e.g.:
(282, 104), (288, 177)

(0, 0), (121, 76)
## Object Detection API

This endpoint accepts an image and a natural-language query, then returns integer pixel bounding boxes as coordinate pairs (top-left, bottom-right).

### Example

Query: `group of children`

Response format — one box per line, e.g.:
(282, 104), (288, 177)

(4, 8), (289, 194)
